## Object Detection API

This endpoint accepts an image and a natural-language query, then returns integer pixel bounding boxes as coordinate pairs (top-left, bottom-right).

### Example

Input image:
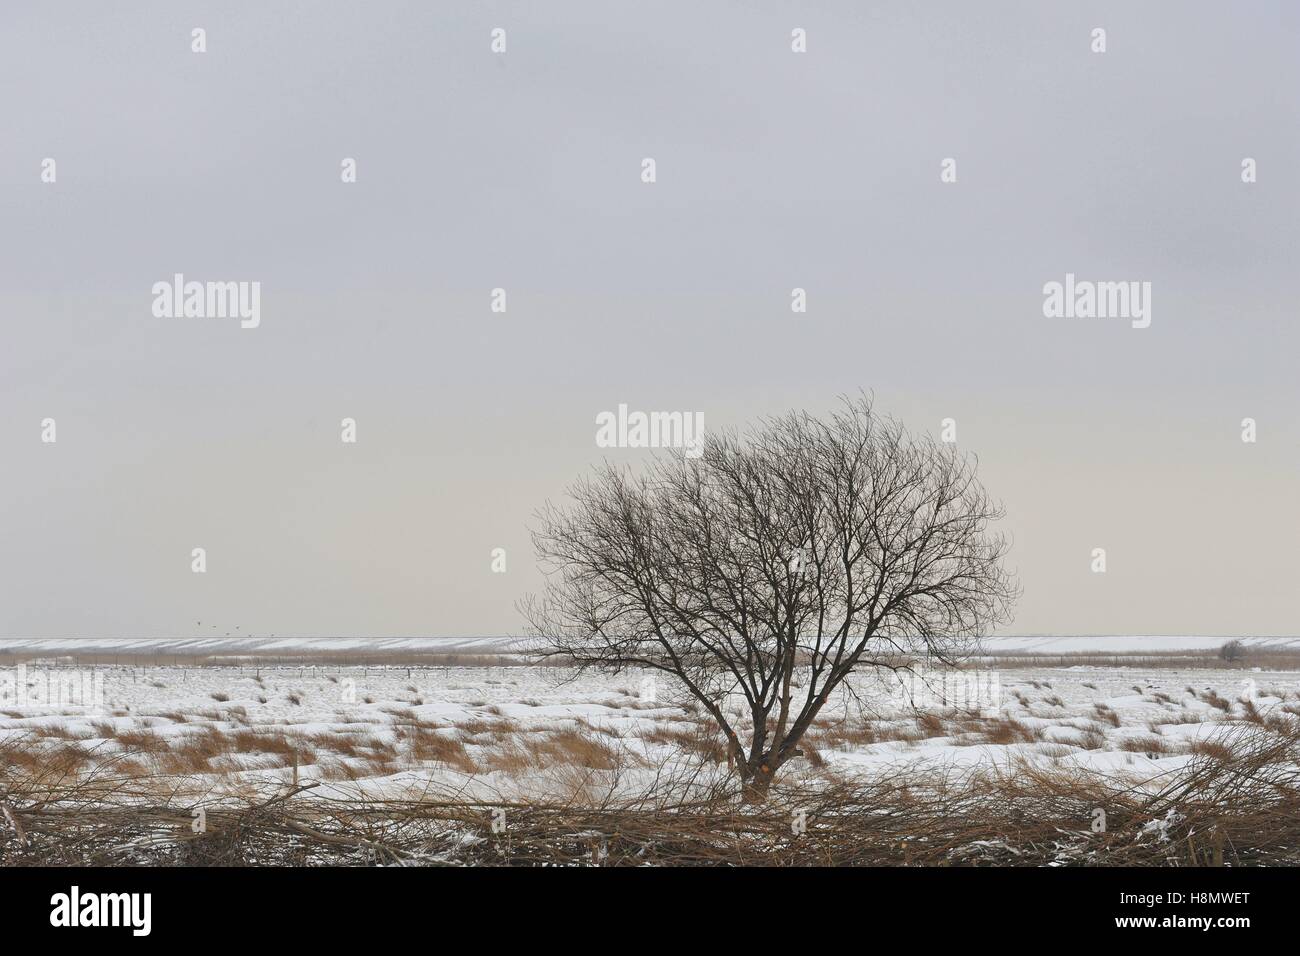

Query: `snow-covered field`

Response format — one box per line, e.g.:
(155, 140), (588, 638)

(4, 655), (1299, 802)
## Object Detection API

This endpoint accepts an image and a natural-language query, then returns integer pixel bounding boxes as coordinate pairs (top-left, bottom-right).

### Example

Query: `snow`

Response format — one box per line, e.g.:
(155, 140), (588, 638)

(3, 652), (1297, 801)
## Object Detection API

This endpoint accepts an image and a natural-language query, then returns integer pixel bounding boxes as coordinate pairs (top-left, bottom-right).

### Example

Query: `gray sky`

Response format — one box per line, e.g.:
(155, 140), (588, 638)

(2, 1), (1298, 638)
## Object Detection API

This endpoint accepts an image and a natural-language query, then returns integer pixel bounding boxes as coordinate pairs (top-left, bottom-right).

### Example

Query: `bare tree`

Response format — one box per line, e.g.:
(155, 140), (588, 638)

(1220, 640), (1246, 664)
(524, 396), (1018, 801)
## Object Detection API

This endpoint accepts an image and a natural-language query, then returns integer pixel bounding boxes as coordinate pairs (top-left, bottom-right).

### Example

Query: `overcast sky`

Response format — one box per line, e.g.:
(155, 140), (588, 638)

(2, 1), (1298, 639)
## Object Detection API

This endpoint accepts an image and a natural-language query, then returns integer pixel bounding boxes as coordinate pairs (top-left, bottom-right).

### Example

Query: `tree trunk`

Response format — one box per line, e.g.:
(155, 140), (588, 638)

(740, 760), (776, 804)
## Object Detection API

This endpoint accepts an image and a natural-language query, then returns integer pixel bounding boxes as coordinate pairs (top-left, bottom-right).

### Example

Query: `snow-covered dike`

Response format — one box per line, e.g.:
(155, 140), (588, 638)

(2, 634), (1296, 657)
(0, 636), (524, 656)
(979, 635), (1300, 653)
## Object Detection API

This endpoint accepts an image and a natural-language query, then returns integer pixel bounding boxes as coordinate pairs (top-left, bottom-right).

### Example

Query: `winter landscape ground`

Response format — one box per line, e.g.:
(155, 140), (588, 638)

(3, 636), (1299, 866)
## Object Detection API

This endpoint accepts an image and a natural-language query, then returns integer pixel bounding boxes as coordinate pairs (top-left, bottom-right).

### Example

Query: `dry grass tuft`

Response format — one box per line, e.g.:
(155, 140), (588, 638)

(1093, 704), (1121, 727)
(1118, 735), (1173, 755)
(402, 726), (478, 774)
(979, 717), (1043, 745)
(644, 722), (727, 762)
